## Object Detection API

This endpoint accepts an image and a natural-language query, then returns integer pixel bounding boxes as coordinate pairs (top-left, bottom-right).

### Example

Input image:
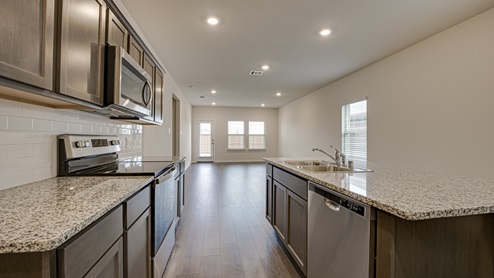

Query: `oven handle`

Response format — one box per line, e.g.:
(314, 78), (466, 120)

(154, 166), (176, 186)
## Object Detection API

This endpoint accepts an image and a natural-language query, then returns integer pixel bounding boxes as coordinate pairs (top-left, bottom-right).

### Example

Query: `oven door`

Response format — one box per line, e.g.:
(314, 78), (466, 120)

(152, 166), (177, 255)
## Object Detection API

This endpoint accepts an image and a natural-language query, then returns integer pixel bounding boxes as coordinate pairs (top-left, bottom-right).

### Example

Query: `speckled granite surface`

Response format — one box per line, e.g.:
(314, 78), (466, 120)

(265, 158), (494, 220)
(0, 176), (153, 253)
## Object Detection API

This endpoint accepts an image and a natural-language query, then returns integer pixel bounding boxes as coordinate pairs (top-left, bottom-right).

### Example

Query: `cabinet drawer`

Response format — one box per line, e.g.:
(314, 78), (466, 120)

(273, 167), (307, 200)
(266, 163), (273, 177)
(58, 205), (123, 278)
(125, 186), (150, 229)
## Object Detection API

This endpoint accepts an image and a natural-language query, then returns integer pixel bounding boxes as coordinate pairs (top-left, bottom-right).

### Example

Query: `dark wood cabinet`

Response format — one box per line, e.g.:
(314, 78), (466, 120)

(106, 9), (128, 50)
(142, 53), (156, 122)
(286, 190), (307, 273)
(85, 237), (124, 278)
(266, 175), (273, 223)
(154, 68), (164, 124)
(0, 0), (55, 90)
(58, 0), (107, 106)
(123, 186), (151, 278)
(128, 35), (144, 66)
(273, 180), (287, 241)
(268, 164), (308, 275)
(58, 206), (123, 278)
(125, 208), (151, 278)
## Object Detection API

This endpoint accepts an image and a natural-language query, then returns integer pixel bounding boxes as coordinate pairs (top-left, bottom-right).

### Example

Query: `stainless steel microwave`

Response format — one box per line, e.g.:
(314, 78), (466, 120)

(105, 45), (152, 117)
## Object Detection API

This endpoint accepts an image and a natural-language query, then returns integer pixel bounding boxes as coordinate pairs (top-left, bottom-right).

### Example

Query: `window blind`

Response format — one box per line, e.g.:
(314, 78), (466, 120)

(342, 100), (367, 163)
(248, 121), (266, 149)
(228, 121), (245, 149)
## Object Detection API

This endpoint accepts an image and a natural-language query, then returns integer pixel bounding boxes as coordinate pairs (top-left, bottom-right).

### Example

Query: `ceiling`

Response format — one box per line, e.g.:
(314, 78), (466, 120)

(119, 0), (494, 108)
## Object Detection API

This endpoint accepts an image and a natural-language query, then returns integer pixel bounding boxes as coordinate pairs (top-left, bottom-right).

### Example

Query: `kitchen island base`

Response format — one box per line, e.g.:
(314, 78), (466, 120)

(376, 211), (494, 278)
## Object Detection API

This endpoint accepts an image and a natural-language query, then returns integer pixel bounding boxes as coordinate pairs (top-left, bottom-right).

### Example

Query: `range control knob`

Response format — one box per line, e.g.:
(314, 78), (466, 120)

(84, 140), (91, 147)
(110, 140), (120, 146)
(75, 140), (86, 148)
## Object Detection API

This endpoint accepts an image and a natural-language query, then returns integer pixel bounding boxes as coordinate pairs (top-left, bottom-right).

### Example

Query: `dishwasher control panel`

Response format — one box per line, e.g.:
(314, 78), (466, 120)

(314, 186), (366, 217)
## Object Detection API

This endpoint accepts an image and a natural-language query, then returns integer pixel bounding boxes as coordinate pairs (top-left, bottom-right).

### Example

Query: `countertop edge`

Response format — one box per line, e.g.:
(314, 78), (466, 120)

(264, 158), (494, 221)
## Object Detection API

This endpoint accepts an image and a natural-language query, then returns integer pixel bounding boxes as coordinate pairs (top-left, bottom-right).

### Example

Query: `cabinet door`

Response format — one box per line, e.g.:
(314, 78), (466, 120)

(0, 0), (55, 90)
(142, 53), (155, 121)
(286, 190), (307, 274)
(128, 36), (144, 65)
(59, 0), (106, 105)
(86, 237), (124, 278)
(106, 9), (128, 50)
(125, 208), (151, 278)
(266, 175), (273, 223)
(154, 68), (164, 124)
(273, 180), (287, 241)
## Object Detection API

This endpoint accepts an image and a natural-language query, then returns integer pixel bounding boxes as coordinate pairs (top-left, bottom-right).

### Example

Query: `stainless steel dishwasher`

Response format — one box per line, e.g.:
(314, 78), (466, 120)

(308, 182), (375, 278)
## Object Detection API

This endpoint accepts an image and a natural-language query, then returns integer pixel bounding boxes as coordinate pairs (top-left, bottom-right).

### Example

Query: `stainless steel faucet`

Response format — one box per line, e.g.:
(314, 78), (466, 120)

(312, 145), (346, 167)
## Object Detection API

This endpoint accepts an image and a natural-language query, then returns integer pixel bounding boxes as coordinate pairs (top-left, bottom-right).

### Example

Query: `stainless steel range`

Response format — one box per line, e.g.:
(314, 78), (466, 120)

(58, 134), (177, 278)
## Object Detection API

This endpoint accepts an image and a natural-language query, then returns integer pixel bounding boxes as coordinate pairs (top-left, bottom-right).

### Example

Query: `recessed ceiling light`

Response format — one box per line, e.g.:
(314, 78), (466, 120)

(261, 104), (265, 107)
(211, 90), (217, 94)
(212, 102), (216, 105)
(207, 17), (219, 26)
(262, 65), (270, 70)
(276, 92), (282, 96)
(320, 29), (331, 36)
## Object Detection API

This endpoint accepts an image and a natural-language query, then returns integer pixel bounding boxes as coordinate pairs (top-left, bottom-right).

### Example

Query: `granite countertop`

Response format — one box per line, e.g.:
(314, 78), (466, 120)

(0, 176), (153, 253)
(265, 158), (494, 220)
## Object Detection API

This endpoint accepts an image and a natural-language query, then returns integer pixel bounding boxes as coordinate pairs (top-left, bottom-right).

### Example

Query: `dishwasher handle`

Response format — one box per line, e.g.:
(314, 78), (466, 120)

(324, 199), (340, 211)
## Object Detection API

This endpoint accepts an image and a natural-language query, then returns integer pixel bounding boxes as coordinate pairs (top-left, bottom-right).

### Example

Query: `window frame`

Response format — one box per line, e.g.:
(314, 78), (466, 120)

(227, 121), (245, 150)
(341, 99), (367, 164)
(248, 121), (266, 150)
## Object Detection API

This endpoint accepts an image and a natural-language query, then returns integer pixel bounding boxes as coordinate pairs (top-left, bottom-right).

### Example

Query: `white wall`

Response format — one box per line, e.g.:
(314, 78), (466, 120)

(279, 8), (494, 180)
(192, 107), (278, 162)
(0, 99), (143, 190)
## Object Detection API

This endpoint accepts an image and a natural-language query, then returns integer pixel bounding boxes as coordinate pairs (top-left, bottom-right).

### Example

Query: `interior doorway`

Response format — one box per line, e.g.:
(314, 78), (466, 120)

(172, 95), (180, 157)
(196, 120), (214, 162)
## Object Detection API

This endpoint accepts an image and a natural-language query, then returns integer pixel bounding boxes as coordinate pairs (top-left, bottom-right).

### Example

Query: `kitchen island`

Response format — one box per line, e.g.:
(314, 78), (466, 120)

(265, 158), (494, 278)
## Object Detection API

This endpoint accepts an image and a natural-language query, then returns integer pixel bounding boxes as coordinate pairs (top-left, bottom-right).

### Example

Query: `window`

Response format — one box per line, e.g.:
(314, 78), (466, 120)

(228, 121), (244, 149)
(342, 100), (367, 163)
(248, 121), (266, 149)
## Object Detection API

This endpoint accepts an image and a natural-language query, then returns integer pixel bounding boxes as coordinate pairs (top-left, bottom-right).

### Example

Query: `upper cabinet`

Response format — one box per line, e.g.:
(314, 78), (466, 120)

(0, 0), (165, 124)
(154, 69), (164, 124)
(58, 0), (107, 106)
(106, 9), (128, 50)
(0, 0), (55, 91)
(143, 53), (156, 122)
(128, 35), (144, 66)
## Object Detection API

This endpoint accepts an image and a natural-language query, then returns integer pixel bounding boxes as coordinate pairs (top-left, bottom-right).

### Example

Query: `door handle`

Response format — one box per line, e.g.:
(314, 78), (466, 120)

(324, 199), (340, 212)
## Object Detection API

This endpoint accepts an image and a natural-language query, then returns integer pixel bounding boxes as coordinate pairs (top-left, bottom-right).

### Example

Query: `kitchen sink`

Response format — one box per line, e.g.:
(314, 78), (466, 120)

(282, 160), (330, 166)
(298, 164), (371, 173)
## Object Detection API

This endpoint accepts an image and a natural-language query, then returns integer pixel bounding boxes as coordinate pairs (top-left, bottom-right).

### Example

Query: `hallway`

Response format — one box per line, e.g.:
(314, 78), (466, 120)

(163, 163), (301, 278)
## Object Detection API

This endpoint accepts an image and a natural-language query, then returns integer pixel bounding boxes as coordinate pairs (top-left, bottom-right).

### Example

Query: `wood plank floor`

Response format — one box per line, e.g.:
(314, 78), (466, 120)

(163, 162), (302, 278)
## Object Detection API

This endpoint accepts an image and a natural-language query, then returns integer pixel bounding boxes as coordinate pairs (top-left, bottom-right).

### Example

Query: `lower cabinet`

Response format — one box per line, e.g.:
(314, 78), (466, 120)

(273, 180), (287, 241)
(268, 164), (308, 275)
(286, 190), (307, 272)
(58, 206), (124, 278)
(124, 208), (151, 278)
(265, 175), (273, 224)
(85, 237), (124, 278)
(124, 186), (151, 278)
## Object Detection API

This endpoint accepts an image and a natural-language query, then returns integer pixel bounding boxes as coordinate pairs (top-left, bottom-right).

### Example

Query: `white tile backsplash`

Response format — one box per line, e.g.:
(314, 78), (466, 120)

(0, 98), (143, 190)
